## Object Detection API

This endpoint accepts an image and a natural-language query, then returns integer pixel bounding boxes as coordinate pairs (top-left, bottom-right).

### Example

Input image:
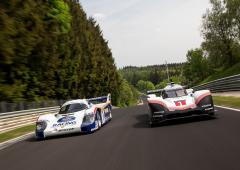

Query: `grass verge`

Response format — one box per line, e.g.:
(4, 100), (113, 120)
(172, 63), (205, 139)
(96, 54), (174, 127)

(213, 96), (240, 109)
(0, 124), (35, 143)
(200, 63), (240, 84)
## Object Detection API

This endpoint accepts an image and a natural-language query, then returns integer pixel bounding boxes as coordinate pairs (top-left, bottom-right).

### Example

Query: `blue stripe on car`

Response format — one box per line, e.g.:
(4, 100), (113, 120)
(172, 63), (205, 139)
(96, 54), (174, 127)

(81, 122), (96, 132)
(36, 130), (44, 139)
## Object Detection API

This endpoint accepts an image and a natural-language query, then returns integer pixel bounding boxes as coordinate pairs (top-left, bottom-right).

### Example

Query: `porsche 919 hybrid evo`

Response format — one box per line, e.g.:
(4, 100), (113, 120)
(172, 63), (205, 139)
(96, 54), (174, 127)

(35, 94), (112, 139)
(147, 83), (215, 126)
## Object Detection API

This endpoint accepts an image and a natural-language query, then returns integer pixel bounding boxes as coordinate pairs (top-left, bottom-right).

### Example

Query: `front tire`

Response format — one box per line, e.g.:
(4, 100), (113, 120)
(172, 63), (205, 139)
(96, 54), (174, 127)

(35, 131), (45, 140)
(208, 111), (216, 118)
(149, 121), (154, 128)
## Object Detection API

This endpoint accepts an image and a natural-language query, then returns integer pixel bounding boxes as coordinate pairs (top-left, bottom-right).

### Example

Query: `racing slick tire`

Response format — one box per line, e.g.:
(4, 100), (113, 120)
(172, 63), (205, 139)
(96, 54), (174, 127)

(108, 105), (112, 120)
(149, 121), (154, 128)
(36, 132), (45, 141)
(208, 111), (217, 119)
(149, 115), (155, 128)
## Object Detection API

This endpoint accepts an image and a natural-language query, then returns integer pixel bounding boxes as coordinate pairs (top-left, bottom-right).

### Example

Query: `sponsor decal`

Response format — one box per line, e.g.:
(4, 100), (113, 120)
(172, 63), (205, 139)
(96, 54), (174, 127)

(202, 104), (212, 108)
(58, 128), (74, 132)
(104, 108), (109, 113)
(53, 121), (77, 128)
(174, 100), (186, 106)
(205, 107), (213, 111)
(104, 107), (111, 115)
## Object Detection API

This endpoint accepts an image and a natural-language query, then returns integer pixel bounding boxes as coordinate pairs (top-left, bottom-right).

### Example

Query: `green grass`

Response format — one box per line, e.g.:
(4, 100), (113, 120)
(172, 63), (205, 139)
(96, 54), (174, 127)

(0, 125), (35, 143)
(200, 63), (240, 84)
(213, 96), (240, 109)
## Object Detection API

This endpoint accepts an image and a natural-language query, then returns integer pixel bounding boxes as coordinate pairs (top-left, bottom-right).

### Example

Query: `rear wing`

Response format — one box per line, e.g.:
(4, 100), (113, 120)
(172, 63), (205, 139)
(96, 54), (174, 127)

(147, 89), (163, 95)
(147, 89), (163, 98)
(87, 94), (111, 104)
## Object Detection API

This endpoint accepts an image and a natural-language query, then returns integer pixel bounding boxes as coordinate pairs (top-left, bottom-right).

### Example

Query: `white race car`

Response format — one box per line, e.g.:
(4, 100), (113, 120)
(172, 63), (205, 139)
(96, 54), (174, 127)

(35, 94), (112, 139)
(147, 83), (215, 126)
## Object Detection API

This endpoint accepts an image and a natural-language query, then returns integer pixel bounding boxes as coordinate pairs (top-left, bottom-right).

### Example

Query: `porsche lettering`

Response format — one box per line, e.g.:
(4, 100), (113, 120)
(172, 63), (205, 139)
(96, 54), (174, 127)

(53, 121), (77, 127)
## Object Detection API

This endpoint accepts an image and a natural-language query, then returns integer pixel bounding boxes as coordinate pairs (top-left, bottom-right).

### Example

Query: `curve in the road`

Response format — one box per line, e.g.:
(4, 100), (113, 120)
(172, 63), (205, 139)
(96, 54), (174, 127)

(0, 105), (240, 170)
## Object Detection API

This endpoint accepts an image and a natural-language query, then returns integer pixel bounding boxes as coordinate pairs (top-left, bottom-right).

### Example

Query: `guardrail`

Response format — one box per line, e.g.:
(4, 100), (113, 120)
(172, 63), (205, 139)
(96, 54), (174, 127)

(0, 100), (65, 113)
(192, 74), (240, 92)
(0, 106), (59, 134)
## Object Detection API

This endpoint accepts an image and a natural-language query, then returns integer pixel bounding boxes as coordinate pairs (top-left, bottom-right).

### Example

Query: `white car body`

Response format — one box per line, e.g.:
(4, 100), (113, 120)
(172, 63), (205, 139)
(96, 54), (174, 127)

(35, 94), (112, 139)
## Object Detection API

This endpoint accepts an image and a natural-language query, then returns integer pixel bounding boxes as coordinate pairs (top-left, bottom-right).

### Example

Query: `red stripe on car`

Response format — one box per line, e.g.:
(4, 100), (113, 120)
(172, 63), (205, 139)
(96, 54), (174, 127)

(93, 107), (97, 113)
(195, 92), (211, 104)
(148, 100), (168, 108)
(168, 103), (196, 111)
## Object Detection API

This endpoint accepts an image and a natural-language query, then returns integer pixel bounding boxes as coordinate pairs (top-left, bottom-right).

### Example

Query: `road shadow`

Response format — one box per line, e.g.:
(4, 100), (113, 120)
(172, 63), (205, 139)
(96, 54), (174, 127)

(133, 113), (217, 129)
(26, 119), (112, 142)
(133, 114), (150, 128)
(26, 131), (91, 142)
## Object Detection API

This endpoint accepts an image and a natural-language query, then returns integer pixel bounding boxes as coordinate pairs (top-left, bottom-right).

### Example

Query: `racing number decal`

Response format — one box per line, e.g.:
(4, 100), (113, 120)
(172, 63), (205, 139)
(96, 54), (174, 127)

(175, 101), (181, 106)
(174, 100), (186, 106)
(104, 105), (111, 117)
(104, 107), (109, 113)
(181, 100), (186, 105)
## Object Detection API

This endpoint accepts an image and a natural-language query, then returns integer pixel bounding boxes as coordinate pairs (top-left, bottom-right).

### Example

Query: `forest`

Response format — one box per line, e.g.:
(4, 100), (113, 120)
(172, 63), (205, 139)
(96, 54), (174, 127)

(0, 0), (138, 107)
(119, 63), (185, 92)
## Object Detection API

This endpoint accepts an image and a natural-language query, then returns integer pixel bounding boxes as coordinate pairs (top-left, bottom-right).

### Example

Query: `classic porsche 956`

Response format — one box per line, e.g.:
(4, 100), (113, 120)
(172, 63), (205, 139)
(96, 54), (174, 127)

(36, 94), (112, 139)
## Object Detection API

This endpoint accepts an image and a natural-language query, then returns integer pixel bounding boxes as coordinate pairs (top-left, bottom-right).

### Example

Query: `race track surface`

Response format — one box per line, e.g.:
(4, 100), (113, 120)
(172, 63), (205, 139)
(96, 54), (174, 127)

(0, 105), (240, 170)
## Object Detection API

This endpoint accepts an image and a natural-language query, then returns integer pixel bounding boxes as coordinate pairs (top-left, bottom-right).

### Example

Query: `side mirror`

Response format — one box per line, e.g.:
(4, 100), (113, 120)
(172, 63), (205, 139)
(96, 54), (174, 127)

(186, 89), (194, 94)
(88, 103), (93, 108)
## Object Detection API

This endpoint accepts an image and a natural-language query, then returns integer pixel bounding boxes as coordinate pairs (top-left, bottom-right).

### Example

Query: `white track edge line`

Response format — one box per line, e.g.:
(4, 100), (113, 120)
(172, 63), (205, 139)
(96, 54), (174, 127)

(0, 132), (34, 150)
(215, 105), (240, 112)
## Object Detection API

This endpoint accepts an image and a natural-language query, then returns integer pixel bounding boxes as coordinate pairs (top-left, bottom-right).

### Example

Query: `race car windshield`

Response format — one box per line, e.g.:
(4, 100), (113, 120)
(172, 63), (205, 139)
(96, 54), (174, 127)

(59, 103), (87, 114)
(163, 89), (187, 99)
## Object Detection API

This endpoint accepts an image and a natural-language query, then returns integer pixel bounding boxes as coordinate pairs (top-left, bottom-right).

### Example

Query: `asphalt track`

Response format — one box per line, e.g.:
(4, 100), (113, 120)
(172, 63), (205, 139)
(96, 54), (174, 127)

(0, 105), (240, 170)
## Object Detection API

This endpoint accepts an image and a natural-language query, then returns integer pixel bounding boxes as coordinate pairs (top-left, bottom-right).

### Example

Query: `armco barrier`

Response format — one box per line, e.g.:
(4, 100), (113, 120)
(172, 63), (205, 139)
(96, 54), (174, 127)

(0, 100), (65, 113)
(0, 106), (59, 134)
(192, 74), (240, 92)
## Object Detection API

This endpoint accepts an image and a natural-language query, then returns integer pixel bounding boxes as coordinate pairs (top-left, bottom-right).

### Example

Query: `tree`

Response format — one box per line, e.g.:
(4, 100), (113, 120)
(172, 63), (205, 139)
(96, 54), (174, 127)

(149, 69), (161, 85)
(119, 63), (184, 87)
(201, 0), (240, 68)
(136, 80), (155, 93)
(225, 0), (240, 38)
(117, 79), (139, 107)
(0, 0), (133, 106)
(183, 48), (210, 85)
(47, 0), (72, 33)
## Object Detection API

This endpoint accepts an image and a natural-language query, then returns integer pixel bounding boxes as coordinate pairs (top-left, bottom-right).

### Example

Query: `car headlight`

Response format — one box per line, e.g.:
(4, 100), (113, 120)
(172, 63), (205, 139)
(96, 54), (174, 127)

(83, 114), (95, 123)
(36, 121), (47, 131)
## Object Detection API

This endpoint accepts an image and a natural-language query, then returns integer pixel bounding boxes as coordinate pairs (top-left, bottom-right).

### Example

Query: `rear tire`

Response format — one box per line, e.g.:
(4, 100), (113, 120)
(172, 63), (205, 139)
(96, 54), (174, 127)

(107, 105), (112, 120)
(149, 116), (154, 128)
(95, 111), (102, 129)
(109, 110), (112, 120)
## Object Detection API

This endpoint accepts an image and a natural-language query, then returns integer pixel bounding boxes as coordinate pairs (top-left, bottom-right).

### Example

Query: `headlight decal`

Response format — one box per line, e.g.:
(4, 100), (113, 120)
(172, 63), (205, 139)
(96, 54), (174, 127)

(83, 113), (95, 123)
(36, 121), (47, 131)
